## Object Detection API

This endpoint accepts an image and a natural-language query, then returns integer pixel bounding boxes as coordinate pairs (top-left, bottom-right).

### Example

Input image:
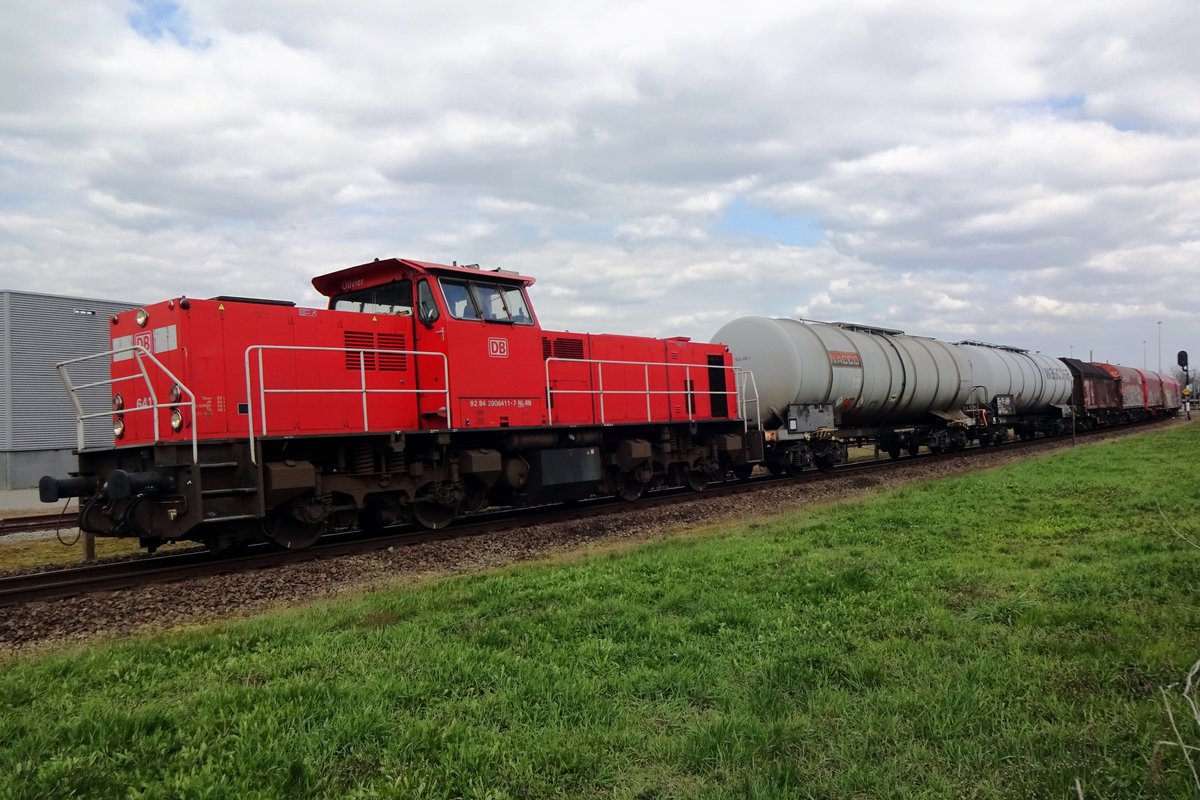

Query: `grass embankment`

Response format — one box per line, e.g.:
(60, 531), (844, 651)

(2, 425), (1198, 798)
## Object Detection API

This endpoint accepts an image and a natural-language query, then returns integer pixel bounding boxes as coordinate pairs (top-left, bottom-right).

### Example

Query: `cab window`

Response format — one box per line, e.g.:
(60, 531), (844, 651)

(417, 280), (439, 325)
(438, 277), (534, 325)
(440, 280), (480, 320)
(500, 285), (532, 324)
(331, 279), (413, 316)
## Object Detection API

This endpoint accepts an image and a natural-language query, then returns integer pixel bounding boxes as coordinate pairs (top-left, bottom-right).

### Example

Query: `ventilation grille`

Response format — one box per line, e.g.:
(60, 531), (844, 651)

(377, 333), (408, 371)
(551, 337), (585, 360)
(343, 330), (409, 372)
(344, 331), (376, 370)
(542, 337), (552, 359)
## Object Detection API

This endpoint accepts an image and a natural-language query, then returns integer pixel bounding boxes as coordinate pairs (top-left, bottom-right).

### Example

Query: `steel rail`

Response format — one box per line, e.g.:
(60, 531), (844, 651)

(0, 514), (77, 537)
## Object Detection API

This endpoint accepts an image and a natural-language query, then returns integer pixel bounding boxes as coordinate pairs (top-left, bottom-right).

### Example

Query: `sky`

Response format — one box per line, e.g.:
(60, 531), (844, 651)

(2, 1), (1198, 374)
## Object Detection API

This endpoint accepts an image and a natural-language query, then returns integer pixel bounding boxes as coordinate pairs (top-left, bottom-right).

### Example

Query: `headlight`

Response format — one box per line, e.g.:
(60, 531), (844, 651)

(169, 384), (182, 404)
(135, 308), (150, 327)
(170, 409), (184, 432)
(114, 417), (125, 438)
(113, 393), (124, 411)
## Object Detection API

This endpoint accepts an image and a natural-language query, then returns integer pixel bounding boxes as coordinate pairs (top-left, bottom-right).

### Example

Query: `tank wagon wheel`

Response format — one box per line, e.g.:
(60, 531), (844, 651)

(813, 455), (836, 473)
(907, 444), (920, 457)
(886, 446), (902, 460)
(731, 464), (754, 481)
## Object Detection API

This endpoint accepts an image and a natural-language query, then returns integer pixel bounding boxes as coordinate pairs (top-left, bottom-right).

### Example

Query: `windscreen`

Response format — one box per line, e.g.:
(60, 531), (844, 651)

(438, 278), (533, 324)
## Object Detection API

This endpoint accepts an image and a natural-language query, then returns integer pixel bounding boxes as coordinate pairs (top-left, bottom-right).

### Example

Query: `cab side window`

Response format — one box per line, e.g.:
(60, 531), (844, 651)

(332, 279), (413, 316)
(417, 280), (440, 325)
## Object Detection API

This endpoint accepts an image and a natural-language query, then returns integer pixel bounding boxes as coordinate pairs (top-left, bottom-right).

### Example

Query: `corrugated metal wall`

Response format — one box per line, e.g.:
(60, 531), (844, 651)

(1, 291), (140, 452)
(0, 293), (11, 451)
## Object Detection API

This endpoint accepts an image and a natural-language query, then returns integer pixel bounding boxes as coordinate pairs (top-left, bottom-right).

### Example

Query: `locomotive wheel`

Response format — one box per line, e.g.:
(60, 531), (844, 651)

(264, 513), (324, 550)
(618, 474), (646, 501)
(464, 483), (489, 513)
(413, 500), (460, 529)
(814, 455), (835, 473)
(731, 464), (754, 481)
(686, 469), (709, 492)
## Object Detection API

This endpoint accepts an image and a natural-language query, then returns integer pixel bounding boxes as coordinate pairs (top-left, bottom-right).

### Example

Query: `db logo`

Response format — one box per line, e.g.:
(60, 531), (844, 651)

(134, 331), (153, 353)
(488, 338), (509, 358)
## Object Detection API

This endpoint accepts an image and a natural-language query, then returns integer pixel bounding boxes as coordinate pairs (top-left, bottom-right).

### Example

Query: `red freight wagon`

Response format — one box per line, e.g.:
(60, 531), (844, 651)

(45, 258), (760, 550)
(1061, 358), (1121, 423)
(1095, 363), (1180, 419)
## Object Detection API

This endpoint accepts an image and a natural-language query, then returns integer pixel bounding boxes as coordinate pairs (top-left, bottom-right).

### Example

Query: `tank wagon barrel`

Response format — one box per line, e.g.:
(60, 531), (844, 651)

(712, 316), (1162, 473)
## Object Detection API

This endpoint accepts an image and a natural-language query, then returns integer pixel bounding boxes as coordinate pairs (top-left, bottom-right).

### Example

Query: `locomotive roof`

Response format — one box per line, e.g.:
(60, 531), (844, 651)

(311, 257), (535, 298)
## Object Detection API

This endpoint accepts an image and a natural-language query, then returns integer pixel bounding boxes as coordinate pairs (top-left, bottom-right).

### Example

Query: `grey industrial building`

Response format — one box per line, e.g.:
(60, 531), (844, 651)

(1, 290), (140, 489)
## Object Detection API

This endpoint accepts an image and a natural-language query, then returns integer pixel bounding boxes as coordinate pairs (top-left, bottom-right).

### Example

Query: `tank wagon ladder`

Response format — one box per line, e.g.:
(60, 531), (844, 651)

(734, 368), (762, 432)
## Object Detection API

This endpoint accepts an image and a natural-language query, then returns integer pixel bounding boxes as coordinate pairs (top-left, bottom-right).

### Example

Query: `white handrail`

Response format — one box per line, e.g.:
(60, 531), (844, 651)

(54, 346), (199, 462)
(734, 368), (762, 432)
(244, 344), (451, 465)
(544, 356), (751, 427)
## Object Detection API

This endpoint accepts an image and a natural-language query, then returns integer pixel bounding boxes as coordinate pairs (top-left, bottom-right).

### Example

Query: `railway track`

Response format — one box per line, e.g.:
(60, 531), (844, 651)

(0, 419), (1170, 607)
(0, 513), (76, 537)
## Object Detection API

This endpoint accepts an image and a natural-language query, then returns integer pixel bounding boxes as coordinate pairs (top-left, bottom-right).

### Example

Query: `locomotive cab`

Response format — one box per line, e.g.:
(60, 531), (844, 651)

(313, 258), (546, 430)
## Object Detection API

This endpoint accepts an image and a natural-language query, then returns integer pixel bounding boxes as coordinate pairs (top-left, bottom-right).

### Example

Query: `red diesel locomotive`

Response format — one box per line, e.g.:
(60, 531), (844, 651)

(40, 258), (761, 551)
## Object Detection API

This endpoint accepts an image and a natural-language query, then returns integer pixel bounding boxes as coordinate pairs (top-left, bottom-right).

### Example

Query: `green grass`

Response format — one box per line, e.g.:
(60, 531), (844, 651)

(2, 425), (1199, 798)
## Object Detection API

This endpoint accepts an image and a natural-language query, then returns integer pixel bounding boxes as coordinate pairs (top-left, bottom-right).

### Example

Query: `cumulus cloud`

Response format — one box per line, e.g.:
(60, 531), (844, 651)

(0, 0), (1198, 369)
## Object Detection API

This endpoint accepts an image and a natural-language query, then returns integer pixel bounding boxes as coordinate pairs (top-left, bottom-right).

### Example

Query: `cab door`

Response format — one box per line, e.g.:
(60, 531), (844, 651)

(413, 277), (452, 429)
